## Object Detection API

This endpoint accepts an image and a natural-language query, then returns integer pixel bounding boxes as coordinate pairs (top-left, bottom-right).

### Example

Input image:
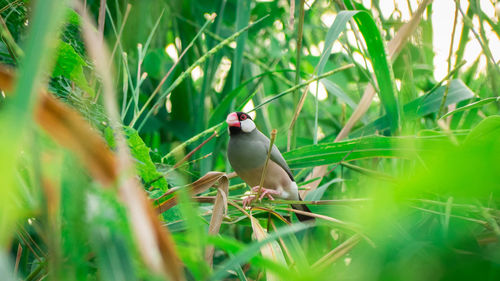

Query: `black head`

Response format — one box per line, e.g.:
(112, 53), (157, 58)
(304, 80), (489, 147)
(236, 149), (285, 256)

(226, 112), (255, 135)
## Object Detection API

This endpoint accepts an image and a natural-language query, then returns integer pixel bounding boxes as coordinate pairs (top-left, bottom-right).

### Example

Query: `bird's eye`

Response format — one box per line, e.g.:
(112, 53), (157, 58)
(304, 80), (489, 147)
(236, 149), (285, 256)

(240, 114), (247, 120)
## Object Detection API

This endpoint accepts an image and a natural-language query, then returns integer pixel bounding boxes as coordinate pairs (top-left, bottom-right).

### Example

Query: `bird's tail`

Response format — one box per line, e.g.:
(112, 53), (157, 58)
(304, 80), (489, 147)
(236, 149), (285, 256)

(291, 200), (315, 222)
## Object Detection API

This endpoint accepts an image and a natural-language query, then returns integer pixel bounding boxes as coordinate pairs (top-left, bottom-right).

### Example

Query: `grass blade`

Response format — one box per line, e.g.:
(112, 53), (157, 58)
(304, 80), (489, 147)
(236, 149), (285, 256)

(352, 79), (475, 136)
(130, 13), (216, 127)
(137, 15), (270, 130)
(440, 97), (499, 120)
(209, 223), (311, 281)
(78, 5), (185, 280)
(0, 0), (67, 246)
(205, 175), (229, 267)
(284, 135), (451, 168)
(303, 0), (431, 195)
(343, 4), (399, 132)
(232, 0), (250, 90)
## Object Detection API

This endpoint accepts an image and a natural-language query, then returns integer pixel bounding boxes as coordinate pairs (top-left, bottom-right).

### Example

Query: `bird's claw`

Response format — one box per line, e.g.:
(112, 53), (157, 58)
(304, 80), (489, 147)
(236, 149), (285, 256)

(242, 186), (281, 209)
(243, 186), (280, 208)
(251, 186), (280, 201)
(242, 194), (256, 209)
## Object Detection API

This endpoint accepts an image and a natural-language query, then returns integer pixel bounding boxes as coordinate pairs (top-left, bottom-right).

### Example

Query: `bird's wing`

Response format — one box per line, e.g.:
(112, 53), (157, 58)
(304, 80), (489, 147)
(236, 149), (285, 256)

(253, 129), (295, 181)
(269, 144), (294, 181)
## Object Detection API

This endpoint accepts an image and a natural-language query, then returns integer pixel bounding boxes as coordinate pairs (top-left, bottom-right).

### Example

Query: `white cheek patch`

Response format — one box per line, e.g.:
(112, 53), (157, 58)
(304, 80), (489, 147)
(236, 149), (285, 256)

(240, 119), (256, 133)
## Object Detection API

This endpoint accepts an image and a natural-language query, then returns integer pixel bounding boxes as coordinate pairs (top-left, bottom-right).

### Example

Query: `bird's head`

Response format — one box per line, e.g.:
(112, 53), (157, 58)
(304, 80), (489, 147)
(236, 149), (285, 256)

(226, 112), (256, 135)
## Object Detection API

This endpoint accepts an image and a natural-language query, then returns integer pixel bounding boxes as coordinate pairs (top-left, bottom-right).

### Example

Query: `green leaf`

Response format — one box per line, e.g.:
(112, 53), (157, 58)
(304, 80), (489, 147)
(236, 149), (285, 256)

(344, 2), (400, 132)
(209, 223), (311, 281)
(352, 79), (475, 136)
(304, 178), (343, 201)
(284, 135), (451, 168)
(124, 126), (168, 191)
(0, 0), (68, 246)
(440, 97), (499, 119)
(65, 9), (81, 26)
(87, 189), (138, 281)
(316, 11), (358, 75)
(321, 78), (357, 109)
(465, 115), (500, 146)
(232, 0), (251, 89)
(209, 69), (294, 126)
(53, 41), (94, 96)
(311, 10), (361, 143)
(408, 79), (475, 117)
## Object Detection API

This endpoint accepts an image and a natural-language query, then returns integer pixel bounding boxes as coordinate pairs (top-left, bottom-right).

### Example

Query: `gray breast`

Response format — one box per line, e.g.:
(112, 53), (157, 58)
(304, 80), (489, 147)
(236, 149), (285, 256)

(227, 130), (268, 172)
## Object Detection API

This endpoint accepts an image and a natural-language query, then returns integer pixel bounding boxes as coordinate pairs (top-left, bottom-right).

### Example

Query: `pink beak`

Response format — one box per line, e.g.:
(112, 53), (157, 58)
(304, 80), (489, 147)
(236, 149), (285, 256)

(226, 112), (240, 127)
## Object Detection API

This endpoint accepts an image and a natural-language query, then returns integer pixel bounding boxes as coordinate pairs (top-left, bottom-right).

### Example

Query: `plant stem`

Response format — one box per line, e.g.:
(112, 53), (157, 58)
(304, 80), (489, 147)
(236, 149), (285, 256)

(438, 2), (459, 117)
(256, 129), (277, 201)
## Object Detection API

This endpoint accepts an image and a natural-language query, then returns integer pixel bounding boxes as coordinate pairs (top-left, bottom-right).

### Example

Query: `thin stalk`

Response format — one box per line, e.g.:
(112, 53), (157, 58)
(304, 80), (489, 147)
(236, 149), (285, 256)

(137, 15), (269, 130)
(416, 60), (466, 114)
(312, 234), (361, 269)
(15, 231), (42, 262)
(105, 9), (134, 118)
(132, 10), (165, 118)
(252, 64), (355, 112)
(162, 122), (224, 161)
(130, 14), (215, 127)
(256, 129), (277, 201)
(160, 153), (213, 180)
(410, 205), (489, 226)
(412, 199), (500, 213)
(97, 0), (106, 42)
(120, 53), (130, 119)
(456, 0), (500, 74)
(269, 198), (369, 205)
(288, 0), (305, 151)
(341, 162), (395, 181)
(0, 15), (22, 61)
(109, 4), (131, 62)
(205, 183), (246, 196)
(438, 3), (459, 116)
(0, 0), (21, 13)
(176, 14), (294, 87)
(173, 131), (218, 169)
(313, 77), (320, 144)
(453, 4), (473, 78)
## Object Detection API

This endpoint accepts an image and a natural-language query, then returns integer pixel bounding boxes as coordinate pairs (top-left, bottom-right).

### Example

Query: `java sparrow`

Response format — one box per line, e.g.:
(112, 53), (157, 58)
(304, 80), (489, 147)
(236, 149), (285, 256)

(226, 112), (313, 222)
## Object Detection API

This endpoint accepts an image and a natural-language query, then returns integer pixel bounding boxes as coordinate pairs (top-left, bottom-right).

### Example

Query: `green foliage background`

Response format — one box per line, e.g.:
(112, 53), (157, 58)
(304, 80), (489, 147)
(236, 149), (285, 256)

(0, 0), (499, 280)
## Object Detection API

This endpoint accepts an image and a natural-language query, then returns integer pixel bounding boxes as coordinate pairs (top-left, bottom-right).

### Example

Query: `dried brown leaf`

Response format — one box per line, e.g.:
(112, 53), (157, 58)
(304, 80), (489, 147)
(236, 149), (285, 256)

(156, 171), (227, 213)
(205, 175), (229, 267)
(250, 214), (286, 281)
(269, 220), (294, 267)
(190, 171), (226, 194)
(36, 94), (118, 185)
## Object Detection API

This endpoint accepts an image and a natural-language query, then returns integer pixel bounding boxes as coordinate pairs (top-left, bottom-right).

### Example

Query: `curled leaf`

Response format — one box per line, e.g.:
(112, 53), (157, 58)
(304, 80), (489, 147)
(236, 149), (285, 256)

(250, 214), (287, 281)
(205, 175), (229, 267)
(156, 171), (227, 213)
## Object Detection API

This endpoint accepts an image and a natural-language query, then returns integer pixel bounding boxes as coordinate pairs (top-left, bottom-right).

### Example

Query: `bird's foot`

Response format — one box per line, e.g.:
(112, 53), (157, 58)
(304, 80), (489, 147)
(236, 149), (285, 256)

(241, 187), (281, 208)
(242, 193), (256, 209)
(251, 186), (281, 201)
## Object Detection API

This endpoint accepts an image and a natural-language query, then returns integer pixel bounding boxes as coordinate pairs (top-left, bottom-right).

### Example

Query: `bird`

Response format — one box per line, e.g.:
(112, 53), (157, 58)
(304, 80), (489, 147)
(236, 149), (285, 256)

(226, 111), (314, 222)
